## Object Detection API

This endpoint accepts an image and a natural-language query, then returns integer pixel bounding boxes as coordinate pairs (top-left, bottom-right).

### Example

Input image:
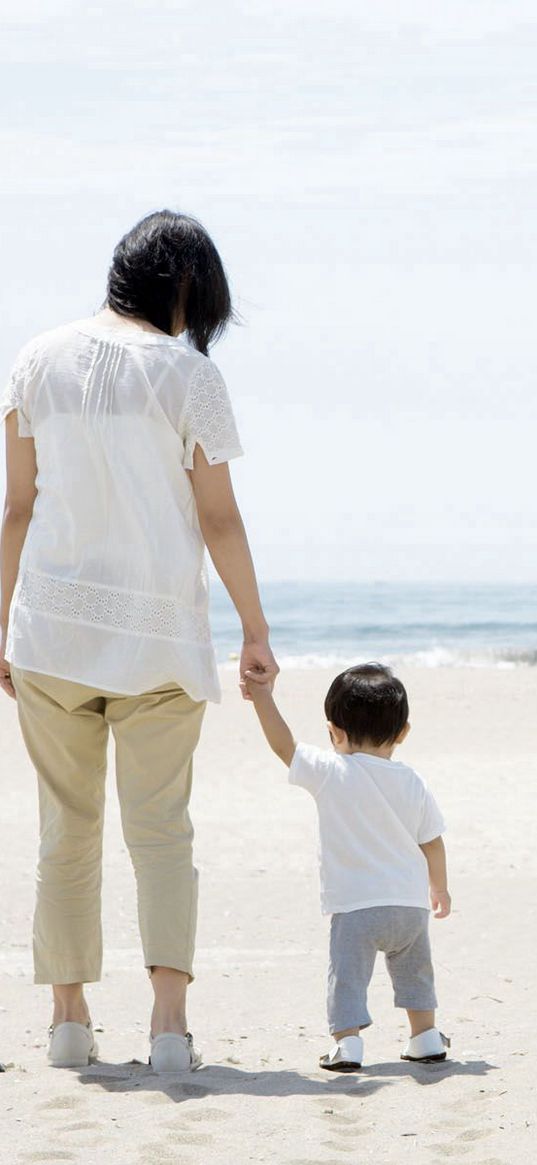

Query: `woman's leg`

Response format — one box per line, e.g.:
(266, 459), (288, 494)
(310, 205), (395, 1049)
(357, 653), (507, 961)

(148, 967), (189, 1035)
(105, 684), (206, 1036)
(12, 668), (109, 1021)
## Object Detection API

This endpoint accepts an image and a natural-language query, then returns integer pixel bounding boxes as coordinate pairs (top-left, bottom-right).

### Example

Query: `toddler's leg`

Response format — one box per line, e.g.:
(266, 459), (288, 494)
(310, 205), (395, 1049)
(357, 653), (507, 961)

(384, 908), (449, 1062)
(384, 911), (437, 1020)
(327, 910), (376, 1036)
(406, 1008), (436, 1037)
(320, 910), (378, 1072)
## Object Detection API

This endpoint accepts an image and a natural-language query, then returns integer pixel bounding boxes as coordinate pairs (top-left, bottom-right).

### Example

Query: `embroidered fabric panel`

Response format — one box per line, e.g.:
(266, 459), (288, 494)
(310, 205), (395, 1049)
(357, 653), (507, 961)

(17, 571), (211, 644)
(183, 359), (242, 465)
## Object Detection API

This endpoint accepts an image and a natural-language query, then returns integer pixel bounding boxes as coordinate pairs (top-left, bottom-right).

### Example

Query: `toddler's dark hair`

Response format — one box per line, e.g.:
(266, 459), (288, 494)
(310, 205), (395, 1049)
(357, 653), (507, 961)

(324, 663), (409, 746)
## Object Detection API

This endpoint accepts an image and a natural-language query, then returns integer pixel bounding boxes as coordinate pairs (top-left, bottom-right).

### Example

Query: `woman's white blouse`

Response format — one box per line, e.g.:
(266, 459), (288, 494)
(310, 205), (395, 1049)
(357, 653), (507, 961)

(0, 316), (244, 702)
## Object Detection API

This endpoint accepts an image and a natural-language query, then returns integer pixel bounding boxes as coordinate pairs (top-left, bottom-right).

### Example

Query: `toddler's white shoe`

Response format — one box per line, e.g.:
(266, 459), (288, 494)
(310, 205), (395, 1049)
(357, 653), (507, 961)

(48, 1021), (98, 1068)
(401, 1028), (450, 1063)
(149, 1031), (202, 1074)
(319, 1034), (363, 1073)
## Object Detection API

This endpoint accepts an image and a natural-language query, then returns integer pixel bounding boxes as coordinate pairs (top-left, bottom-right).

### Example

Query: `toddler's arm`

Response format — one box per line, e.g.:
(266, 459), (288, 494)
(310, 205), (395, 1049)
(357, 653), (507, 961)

(243, 670), (296, 766)
(419, 835), (451, 919)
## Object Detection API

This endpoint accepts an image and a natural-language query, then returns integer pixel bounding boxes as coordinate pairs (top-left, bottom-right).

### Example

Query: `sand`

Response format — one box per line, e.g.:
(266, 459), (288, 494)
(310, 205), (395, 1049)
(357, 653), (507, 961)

(1, 665), (535, 1164)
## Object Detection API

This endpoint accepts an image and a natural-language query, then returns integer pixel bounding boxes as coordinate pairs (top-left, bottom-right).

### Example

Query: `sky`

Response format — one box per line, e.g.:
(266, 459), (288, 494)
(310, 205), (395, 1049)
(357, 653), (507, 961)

(1, 0), (536, 582)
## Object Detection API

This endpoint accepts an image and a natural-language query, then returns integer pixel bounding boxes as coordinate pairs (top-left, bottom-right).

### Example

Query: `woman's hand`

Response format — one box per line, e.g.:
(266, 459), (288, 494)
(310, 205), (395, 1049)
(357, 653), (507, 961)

(0, 633), (16, 699)
(240, 639), (279, 700)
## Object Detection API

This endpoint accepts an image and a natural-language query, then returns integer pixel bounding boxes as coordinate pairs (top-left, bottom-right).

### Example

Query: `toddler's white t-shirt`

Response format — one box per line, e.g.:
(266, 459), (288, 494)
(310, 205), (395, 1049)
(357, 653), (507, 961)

(288, 744), (445, 915)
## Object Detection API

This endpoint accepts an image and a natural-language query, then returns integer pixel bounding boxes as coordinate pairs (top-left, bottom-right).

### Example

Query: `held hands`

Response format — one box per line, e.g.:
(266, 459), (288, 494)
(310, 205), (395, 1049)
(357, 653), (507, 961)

(241, 667), (275, 703)
(430, 888), (451, 919)
(239, 639), (279, 701)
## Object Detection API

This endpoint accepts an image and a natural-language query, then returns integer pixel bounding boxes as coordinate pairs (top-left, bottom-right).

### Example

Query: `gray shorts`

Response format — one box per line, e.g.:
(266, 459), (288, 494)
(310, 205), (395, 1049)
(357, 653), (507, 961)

(327, 905), (438, 1033)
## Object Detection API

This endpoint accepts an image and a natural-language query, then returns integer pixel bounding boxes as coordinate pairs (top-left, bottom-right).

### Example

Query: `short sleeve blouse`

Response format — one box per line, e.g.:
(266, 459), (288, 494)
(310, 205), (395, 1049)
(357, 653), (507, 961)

(0, 316), (243, 701)
(1, 339), (36, 438)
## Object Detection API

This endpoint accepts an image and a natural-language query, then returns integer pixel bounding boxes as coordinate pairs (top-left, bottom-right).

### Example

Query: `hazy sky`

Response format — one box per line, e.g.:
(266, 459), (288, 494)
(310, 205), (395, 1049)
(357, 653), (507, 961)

(1, 1), (536, 581)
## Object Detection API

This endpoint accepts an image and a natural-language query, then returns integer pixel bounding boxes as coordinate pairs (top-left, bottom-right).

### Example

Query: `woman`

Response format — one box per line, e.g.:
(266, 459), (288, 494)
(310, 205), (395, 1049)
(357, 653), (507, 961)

(0, 209), (278, 1073)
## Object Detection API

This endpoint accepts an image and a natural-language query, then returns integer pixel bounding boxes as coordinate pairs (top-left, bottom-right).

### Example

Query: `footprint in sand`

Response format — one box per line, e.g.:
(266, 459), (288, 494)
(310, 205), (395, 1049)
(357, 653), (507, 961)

(290, 1159), (348, 1165)
(446, 1096), (488, 1114)
(39, 1097), (85, 1112)
(318, 1110), (357, 1126)
(19, 1154), (76, 1163)
(430, 1118), (478, 1132)
(321, 1125), (371, 1138)
(138, 1150), (182, 1165)
(468, 1159), (506, 1165)
(56, 1122), (101, 1134)
(457, 1129), (494, 1142)
(322, 1140), (370, 1152)
(166, 1131), (213, 1146)
(178, 1107), (231, 1123)
(429, 1144), (473, 1157)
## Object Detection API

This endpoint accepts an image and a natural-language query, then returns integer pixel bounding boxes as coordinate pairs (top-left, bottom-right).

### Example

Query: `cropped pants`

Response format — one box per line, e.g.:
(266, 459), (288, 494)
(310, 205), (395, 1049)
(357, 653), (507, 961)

(11, 666), (206, 986)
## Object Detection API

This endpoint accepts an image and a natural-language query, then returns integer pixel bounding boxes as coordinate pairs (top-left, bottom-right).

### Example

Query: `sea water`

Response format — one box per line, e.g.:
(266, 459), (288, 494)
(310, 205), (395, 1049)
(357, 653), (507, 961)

(210, 580), (537, 668)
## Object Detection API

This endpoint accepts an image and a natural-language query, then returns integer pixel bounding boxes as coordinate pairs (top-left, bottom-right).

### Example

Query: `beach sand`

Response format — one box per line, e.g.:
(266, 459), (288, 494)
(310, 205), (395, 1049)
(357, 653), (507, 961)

(1, 665), (535, 1164)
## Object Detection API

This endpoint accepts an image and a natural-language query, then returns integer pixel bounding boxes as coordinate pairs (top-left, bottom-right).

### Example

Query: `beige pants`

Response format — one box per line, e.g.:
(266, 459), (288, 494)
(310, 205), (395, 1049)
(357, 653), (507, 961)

(11, 666), (206, 986)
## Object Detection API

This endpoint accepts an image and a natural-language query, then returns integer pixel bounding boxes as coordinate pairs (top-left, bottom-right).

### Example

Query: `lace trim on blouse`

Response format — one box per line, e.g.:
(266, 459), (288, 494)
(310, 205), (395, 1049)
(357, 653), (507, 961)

(17, 571), (212, 644)
(182, 359), (243, 468)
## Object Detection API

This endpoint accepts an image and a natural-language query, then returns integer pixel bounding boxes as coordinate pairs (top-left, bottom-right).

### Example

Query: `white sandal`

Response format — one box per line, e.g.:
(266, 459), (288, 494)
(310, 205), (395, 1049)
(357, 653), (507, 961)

(149, 1031), (201, 1074)
(48, 1021), (98, 1068)
(401, 1028), (450, 1063)
(319, 1034), (363, 1073)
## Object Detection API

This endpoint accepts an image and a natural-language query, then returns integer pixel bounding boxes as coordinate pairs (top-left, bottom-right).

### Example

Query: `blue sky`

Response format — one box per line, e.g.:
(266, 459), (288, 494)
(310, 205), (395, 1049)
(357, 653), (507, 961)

(1, 1), (536, 580)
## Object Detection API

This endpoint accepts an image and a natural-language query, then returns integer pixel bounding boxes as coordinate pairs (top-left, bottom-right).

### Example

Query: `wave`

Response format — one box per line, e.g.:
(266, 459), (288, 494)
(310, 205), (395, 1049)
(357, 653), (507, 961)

(220, 645), (537, 670)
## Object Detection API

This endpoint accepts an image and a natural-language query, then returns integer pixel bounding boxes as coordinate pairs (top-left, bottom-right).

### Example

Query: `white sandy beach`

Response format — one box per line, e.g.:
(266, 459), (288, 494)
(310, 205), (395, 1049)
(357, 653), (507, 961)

(1, 665), (535, 1164)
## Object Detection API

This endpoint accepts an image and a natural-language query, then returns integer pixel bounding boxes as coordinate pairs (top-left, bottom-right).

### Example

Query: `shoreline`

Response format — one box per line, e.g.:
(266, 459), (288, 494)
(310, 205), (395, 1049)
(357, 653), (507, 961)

(219, 650), (537, 669)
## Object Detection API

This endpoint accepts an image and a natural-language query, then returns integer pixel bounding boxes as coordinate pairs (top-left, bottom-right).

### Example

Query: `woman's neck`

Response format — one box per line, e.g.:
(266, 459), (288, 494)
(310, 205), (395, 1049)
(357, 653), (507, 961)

(96, 306), (171, 336)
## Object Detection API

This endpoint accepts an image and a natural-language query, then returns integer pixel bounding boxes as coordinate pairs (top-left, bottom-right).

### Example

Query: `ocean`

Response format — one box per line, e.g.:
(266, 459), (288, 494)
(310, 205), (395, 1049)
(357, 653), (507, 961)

(209, 580), (537, 669)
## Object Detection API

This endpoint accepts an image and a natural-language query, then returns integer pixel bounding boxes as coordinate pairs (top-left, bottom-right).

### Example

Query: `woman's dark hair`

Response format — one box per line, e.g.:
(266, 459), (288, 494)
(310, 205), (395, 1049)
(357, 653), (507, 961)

(105, 209), (234, 355)
(324, 663), (409, 746)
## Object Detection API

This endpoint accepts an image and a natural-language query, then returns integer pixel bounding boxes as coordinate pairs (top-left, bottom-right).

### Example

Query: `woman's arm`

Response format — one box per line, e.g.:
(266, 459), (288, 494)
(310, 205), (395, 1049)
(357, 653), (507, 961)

(0, 413), (37, 697)
(188, 445), (278, 697)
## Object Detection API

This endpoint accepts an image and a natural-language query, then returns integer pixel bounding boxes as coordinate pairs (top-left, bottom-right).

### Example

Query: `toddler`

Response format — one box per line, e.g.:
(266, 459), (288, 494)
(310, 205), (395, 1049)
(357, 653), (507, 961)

(244, 662), (451, 1071)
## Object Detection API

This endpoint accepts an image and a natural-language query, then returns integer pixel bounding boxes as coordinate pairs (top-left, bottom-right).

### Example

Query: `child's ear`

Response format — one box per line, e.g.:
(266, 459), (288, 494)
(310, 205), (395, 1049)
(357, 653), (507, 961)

(327, 720), (347, 748)
(396, 721), (411, 744)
